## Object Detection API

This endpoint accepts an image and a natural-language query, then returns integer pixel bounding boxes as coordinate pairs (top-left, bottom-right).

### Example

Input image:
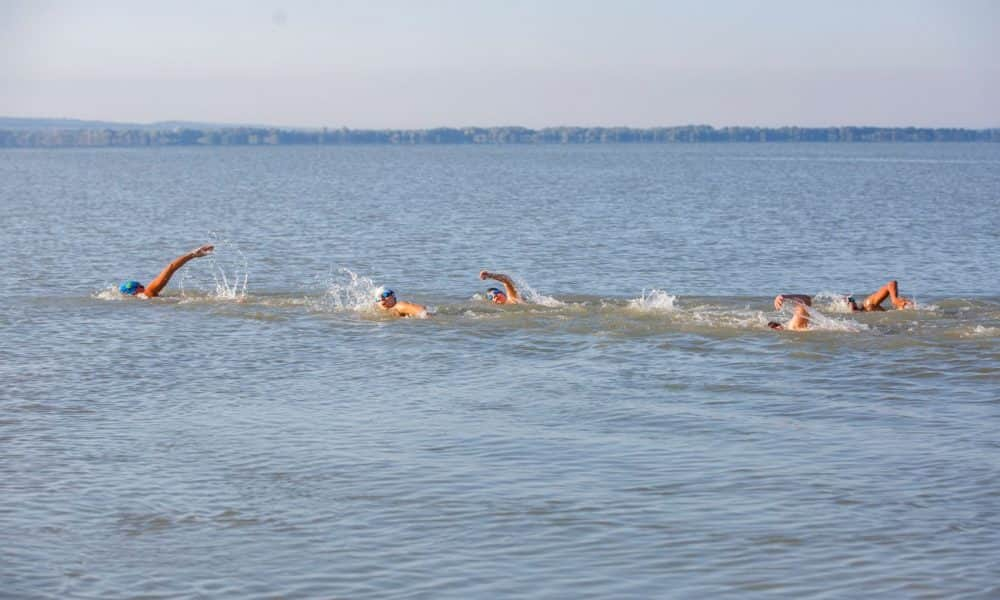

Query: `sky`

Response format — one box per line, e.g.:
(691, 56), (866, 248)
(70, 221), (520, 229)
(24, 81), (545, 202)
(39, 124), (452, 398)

(2, 0), (998, 128)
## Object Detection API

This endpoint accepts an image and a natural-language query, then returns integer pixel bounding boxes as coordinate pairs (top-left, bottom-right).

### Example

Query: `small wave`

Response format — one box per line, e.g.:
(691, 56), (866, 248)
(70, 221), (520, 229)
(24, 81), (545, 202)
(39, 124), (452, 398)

(94, 286), (127, 301)
(627, 289), (678, 312)
(255, 295), (315, 309)
(689, 306), (770, 330)
(965, 325), (998, 337)
(177, 292), (248, 305)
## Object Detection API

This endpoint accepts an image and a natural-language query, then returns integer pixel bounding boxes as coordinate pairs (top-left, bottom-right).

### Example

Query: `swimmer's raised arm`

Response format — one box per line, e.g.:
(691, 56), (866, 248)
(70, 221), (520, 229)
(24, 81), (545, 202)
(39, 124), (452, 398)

(773, 294), (812, 311)
(143, 244), (214, 297)
(479, 270), (521, 303)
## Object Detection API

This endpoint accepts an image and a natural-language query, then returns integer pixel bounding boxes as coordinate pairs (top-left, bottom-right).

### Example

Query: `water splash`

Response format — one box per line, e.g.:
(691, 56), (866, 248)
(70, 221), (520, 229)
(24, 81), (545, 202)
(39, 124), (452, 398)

(205, 233), (249, 301)
(513, 276), (564, 307)
(627, 289), (678, 312)
(324, 268), (382, 313)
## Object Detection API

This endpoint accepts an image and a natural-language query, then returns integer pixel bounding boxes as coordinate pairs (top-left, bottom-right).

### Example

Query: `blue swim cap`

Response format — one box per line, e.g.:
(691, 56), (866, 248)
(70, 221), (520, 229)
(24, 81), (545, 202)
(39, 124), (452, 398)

(380, 289), (395, 300)
(486, 287), (503, 299)
(119, 280), (142, 295)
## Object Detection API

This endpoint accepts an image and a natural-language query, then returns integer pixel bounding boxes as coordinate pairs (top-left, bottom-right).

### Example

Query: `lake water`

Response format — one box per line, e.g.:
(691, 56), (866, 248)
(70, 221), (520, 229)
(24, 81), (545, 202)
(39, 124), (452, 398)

(1, 143), (998, 598)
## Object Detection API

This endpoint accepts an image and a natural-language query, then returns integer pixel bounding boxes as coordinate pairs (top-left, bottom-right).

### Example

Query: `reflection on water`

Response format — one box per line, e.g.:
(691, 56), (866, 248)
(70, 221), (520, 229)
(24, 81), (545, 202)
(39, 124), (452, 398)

(1, 144), (999, 598)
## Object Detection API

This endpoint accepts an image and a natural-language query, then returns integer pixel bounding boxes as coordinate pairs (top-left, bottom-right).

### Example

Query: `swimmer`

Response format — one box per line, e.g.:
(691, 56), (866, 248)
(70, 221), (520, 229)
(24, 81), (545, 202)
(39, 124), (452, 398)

(768, 279), (914, 331)
(768, 301), (812, 331)
(844, 280), (914, 312)
(376, 289), (427, 318)
(119, 244), (214, 298)
(478, 271), (522, 305)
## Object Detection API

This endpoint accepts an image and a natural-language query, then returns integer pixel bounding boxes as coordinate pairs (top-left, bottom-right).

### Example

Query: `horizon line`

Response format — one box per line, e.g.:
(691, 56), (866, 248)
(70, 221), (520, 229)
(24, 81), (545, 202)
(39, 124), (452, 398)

(2, 116), (999, 132)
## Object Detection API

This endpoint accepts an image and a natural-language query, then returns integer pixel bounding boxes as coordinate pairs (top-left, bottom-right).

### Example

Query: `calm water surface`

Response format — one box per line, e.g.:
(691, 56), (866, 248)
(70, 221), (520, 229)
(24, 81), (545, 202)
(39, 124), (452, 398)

(2, 144), (999, 598)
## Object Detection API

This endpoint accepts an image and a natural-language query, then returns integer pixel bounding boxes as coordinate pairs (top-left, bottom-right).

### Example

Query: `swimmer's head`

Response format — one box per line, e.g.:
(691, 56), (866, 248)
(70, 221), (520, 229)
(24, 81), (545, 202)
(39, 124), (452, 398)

(767, 321), (784, 331)
(486, 287), (507, 304)
(119, 280), (145, 296)
(378, 289), (397, 308)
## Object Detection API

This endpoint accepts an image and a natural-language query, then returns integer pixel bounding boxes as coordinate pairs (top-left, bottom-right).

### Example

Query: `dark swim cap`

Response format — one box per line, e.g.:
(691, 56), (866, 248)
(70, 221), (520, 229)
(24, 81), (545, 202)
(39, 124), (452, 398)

(380, 289), (395, 300)
(119, 280), (142, 295)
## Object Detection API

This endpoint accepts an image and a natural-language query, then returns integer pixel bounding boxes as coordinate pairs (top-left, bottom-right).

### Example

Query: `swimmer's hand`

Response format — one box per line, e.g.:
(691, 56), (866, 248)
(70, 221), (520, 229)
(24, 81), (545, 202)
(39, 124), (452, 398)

(190, 244), (214, 258)
(774, 294), (811, 310)
(479, 270), (491, 280)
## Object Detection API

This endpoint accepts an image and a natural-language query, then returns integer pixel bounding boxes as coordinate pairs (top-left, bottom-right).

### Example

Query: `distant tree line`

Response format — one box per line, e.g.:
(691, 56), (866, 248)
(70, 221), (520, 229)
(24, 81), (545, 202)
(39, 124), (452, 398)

(2, 125), (998, 147)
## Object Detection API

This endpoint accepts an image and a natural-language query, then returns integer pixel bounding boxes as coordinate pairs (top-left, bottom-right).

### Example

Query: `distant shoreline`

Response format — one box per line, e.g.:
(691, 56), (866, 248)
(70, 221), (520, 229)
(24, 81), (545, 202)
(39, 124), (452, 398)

(2, 123), (998, 148)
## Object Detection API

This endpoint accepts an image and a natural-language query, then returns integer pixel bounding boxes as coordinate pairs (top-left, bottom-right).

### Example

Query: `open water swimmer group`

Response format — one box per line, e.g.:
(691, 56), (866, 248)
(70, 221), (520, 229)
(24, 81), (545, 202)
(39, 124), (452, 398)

(118, 243), (919, 335)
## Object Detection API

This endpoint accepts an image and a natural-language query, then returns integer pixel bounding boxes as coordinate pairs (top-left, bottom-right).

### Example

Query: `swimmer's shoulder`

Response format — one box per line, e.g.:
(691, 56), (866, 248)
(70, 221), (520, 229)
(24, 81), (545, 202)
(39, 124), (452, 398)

(395, 301), (428, 317)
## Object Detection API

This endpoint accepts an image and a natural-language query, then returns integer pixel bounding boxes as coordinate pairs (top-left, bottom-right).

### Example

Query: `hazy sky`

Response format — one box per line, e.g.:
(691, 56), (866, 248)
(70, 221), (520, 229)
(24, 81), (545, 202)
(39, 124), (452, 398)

(2, 0), (998, 127)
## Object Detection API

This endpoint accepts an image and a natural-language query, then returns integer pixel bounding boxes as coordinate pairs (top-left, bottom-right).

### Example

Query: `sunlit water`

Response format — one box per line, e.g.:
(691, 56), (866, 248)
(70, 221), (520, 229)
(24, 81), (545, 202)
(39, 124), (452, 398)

(2, 144), (999, 598)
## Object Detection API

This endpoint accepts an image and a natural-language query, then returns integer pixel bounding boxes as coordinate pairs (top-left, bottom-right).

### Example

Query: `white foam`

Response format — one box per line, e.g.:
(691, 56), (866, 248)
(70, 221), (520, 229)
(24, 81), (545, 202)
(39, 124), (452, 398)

(628, 289), (678, 312)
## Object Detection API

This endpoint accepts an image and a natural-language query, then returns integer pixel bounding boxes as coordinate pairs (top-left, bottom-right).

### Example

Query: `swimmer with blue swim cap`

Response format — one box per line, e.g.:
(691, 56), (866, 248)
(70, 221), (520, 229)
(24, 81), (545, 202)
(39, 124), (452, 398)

(118, 244), (214, 298)
(376, 288), (427, 318)
(119, 280), (143, 295)
(479, 271), (521, 305)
